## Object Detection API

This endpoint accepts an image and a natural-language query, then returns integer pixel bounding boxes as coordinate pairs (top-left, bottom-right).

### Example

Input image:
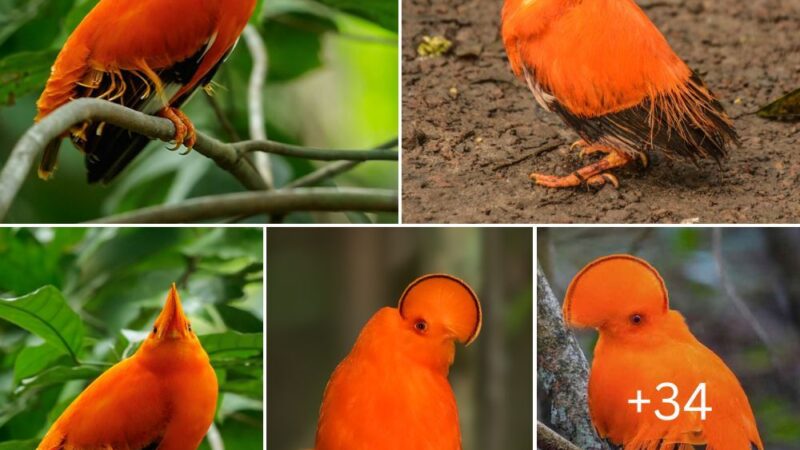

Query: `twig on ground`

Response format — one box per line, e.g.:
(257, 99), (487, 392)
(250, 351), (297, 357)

(89, 187), (397, 224)
(493, 141), (563, 171)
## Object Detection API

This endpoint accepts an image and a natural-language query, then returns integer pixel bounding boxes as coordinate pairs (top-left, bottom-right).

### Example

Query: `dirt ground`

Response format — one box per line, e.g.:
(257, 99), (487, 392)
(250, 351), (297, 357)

(402, 0), (800, 224)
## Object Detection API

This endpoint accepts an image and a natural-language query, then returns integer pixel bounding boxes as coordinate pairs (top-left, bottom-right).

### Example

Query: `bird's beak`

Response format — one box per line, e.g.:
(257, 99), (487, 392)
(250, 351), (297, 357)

(155, 283), (190, 339)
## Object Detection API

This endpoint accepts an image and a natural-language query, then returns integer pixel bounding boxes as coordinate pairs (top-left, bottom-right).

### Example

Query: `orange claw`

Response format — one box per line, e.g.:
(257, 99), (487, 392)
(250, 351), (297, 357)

(530, 147), (633, 189)
(159, 107), (195, 153)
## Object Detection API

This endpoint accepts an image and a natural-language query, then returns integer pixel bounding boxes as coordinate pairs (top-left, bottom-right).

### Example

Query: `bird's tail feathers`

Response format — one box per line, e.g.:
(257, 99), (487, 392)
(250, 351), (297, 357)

(38, 139), (62, 180)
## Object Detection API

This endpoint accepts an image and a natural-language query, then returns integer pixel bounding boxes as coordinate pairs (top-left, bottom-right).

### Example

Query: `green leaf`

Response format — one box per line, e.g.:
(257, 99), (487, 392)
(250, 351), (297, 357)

(201, 332), (263, 359)
(13, 343), (65, 383)
(0, 228), (63, 294)
(316, 0), (397, 31)
(0, 286), (84, 362)
(19, 365), (102, 390)
(0, 0), (74, 56)
(220, 378), (263, 398)
(0, 439), (38, 450)
(757, 88), (800, 122)
(63, 0), (100, 35)
(0, 0), (49, 48)
(0, 49), (55, 105)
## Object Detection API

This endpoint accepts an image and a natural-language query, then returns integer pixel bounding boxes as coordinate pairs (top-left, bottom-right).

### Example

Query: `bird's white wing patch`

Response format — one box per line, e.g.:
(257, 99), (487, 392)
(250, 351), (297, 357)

(522, 65), (555, 112)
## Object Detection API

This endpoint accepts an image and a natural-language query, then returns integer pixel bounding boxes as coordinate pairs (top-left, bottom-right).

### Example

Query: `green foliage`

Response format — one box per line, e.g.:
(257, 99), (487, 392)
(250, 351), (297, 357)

(315, 0), (397, 31)
(0, 0), (398, 223)
(0, 228), (264, 448)
(0, 286), (85, 362)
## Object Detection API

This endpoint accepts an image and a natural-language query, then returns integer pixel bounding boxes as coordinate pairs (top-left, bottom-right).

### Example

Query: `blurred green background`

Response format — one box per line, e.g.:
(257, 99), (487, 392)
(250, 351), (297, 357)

(267, 227), (533, 450)
(0, 227), (264, 449)
(0, 0), (398, 223)
(539, 227), (800, 450)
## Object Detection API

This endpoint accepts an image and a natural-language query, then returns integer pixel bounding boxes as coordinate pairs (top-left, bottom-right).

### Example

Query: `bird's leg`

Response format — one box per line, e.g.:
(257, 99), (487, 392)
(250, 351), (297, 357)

(530, 147), (635, 189)
(158, 107), (196, 154)
(573, 140), (649, 167)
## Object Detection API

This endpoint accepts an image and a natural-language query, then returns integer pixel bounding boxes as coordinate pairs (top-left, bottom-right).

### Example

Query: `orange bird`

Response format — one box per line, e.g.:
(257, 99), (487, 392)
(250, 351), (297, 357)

(501, 0), (738, 188)
(35, 0), (256, 183)
(315, 274), (482, 450)
(564, 255), (763, 450)
(37, 284), (218, 450)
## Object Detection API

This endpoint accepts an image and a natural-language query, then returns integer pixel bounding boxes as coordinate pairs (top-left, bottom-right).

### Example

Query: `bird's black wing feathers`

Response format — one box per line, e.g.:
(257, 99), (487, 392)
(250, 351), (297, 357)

(533, 71), (738, 164)
(78, 41), (229, 184)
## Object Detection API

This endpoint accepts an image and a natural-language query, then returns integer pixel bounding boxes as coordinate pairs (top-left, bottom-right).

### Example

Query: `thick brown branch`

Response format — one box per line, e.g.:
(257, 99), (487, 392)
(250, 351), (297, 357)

(538, 266), (609, 450)
(89, 187), (397, 223)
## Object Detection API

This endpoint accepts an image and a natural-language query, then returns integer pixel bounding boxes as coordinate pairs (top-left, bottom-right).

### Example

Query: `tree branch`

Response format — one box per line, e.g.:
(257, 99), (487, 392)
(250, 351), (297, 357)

(538, 421), (583, 450)
(0, 98), (268, 220)
(237, 139), (398, 161)
(537, 266), (609, 450)
(285, 160), (362, 189)
(242, 24), (273, 188)
(0, 98), (398, 222)
(88, 187), (397, 223)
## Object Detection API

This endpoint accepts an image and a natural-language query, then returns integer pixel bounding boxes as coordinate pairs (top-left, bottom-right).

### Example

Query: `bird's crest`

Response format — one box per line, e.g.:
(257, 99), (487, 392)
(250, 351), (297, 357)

(563, 254), (669, 329)
(398, 274), (482, 346)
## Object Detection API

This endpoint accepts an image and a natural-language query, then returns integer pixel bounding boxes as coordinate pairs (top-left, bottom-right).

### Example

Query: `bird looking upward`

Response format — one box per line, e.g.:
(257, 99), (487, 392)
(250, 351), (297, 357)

(564, 255), (763, 450)
(37, 284), (218, 450)
(501, 0), (739, 188)
(315, 274), (482, 450)
(36, 0), (256, 183)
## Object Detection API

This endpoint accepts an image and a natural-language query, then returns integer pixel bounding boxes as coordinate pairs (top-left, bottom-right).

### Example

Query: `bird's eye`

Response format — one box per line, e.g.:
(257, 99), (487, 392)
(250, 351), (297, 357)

(414, 320), (428, 333)
(152, 326), (158, 334)
(631, 314), (642, 325)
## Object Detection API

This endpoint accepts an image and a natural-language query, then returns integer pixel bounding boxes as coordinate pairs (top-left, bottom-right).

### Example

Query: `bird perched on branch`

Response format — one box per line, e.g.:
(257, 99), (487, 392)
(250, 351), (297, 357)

(35, 0), (256, 183)
(564, 255), (763, 450)
(315, 274), (482, 450)
(37, 284), (218, 450)
(501, 0), (739, 188)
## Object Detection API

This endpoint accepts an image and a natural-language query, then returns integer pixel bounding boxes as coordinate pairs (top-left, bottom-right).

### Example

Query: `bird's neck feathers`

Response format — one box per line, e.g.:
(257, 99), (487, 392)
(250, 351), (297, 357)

(135, 337), (210, 374)
(350, 307), (455, 377)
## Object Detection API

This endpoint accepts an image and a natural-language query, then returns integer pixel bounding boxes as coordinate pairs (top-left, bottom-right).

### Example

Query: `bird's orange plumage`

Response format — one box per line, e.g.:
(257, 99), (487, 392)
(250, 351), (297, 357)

(37, 284), (218, 450)
(36, 0), (255, 183)
(315, 274), (482, 450)
(564, 255), (763, 450)
(501, 0), (738, 188)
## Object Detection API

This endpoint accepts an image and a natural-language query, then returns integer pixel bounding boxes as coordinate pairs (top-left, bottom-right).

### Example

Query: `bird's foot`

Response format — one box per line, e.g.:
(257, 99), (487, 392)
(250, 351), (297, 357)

(530, 149), (633, 189)
(159, 107), (196, 154)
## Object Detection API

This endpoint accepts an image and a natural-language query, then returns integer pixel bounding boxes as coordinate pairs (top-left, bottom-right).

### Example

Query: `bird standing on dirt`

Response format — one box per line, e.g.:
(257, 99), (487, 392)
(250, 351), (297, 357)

(564, 255), (763, 449)
(315, 274), (482, 450)
(36, 0), (256, 183)
(36, 284), (218, 450)
(501, 0), (739, 188)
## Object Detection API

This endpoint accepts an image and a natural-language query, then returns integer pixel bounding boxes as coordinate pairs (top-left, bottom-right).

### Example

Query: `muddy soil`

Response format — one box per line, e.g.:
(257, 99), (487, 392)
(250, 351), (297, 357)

(402, 0), (800, 223)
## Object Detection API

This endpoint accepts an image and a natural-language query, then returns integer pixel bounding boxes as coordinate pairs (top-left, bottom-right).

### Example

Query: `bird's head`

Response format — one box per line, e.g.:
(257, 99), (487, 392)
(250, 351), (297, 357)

(141, 284), (199, 350)
(392, 274), (482, 372)
(563, 255), (669, 337)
